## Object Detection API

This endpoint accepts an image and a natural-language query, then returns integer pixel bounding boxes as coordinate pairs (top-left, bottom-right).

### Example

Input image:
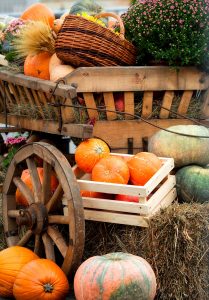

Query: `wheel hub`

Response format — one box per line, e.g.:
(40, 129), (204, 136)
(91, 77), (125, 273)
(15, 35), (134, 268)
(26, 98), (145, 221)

(16, 203), (48, 234)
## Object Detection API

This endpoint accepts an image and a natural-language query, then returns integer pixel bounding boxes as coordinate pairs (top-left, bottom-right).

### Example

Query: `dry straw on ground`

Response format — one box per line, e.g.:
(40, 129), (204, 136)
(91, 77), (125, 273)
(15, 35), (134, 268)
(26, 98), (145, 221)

(84, 202), (209, 300)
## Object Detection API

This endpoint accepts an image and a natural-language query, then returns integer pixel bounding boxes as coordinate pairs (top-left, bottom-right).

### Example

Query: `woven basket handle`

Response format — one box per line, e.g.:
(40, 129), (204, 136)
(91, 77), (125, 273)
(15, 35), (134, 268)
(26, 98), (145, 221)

(95, 12), (125, 40)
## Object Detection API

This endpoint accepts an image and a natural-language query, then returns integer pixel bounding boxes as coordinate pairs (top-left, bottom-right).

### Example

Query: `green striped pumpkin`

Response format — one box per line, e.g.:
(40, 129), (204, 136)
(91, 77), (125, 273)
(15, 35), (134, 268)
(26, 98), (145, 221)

(148, 125), (209, 167)
(176, 165), (209, 203)
(74, 252), (157, 300)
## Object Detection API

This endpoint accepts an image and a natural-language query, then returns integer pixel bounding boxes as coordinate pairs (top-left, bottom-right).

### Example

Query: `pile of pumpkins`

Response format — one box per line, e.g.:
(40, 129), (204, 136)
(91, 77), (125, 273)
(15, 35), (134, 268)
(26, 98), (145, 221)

(0, 246), (157, 300)
(148, 124), (209, 203)
(74, 137), (163, 202)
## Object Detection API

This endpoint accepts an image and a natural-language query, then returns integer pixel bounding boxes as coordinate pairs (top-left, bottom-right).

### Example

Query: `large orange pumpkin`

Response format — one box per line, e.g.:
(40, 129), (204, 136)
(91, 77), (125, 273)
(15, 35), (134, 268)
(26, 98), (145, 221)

(16, 167), (58, 206)
(127, 152), (162, 185)
(13, 259), (69, 300)
(75, 138), (110, 173)
(74, 252), (157, 300)
(0, 246), (38, 298)
(20, 3), (55, 28)
(92, 156), (130, 184)
(24, 52), (52, 80)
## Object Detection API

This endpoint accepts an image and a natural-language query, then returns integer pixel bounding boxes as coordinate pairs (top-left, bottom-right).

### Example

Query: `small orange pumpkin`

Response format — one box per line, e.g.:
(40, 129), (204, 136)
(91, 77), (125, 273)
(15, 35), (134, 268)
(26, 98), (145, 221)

(20, 3), (55, 28)
(92, 155), (130, 184)
(127, 152), (162, 185)
(75, 138), (110, 173)
(0, 246), (38, 298)
(13, 259), (69, 300)
(16, 167), (58, 206)
(24, 52), (52, 80)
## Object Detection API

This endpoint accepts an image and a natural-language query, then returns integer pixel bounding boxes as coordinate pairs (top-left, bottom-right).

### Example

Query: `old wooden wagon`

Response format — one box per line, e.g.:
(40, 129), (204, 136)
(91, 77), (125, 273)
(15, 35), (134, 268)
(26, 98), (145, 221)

(0, 66), (208, 277)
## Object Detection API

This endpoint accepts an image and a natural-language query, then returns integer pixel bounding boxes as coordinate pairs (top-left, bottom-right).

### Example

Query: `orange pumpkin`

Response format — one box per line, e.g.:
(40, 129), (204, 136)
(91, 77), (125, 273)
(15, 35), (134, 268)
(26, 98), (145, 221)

(20, 3), (55, 28)
(16, 167), (58, 206)
(0, 246), (38, 298)
(13, 259), (69, 300)
(115, 194), (139, 202)
(75, 138), (110, 173)
(24, 52), (52, 80)
(127, 152), (162, 185)
(81, 190), (112, 199)
(92, 156), (130, 184)
(74, 252), (157, 300)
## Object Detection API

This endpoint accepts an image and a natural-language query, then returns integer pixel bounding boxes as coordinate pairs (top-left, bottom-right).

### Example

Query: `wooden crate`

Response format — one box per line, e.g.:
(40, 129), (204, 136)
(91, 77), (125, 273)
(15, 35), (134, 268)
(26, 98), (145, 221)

(69, 154), (176, 227)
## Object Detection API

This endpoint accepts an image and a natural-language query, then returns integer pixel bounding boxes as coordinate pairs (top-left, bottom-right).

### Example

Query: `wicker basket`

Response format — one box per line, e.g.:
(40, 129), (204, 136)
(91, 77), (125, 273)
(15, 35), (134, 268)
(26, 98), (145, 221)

(55, 12), (137, 67)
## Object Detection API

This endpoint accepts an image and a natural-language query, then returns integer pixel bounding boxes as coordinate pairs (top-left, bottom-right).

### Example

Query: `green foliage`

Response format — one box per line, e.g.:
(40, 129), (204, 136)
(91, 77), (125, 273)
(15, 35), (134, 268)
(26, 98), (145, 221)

(2, 145), (18, 169)
(122, 0), (209, 71)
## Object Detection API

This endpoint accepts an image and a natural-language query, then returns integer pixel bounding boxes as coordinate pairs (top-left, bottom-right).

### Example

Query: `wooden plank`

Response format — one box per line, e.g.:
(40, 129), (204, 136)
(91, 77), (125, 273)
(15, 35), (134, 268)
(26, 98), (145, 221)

(177, 90), (193, 116)
(159, 91), (174, 118)
(8, 83), (21, 106)
(124, 92), (134, 119)
(0, 69), (77, 99)
(0, 114), (93, 138)
(83, 92), (99, 120)
(64, 66), (209, 92)
(150, 188), (177, 216)
(144, 158), (174, 194)
(84, 209), (150, 227)
(142, 91), (153, 118)
(93, 119), (209, 154)
(81, 175), (175, 215)
(103, 92), (117, 120)
(61, 97), (75, 123)
(31, 89), (44, 118)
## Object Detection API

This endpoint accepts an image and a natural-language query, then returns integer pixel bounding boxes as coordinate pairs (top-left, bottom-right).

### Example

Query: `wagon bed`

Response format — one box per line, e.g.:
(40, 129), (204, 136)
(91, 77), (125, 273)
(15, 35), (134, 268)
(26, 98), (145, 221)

(0, 66), (208, 152)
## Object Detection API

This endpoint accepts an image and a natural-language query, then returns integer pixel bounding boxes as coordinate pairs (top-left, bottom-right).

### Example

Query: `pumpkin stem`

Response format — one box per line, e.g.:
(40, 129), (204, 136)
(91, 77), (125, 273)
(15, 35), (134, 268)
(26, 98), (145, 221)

(43, 283), (54, 293)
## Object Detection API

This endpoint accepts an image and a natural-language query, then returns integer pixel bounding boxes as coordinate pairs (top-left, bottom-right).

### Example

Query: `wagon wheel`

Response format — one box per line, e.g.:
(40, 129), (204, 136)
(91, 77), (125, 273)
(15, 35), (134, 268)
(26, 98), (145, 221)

(2, 142), (85, 277)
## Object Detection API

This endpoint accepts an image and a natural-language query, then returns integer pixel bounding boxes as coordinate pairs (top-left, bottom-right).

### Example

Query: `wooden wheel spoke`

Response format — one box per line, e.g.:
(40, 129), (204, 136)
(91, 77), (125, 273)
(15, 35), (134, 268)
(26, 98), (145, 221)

(26, 158), (42, 202)
(13, 177), (34, 205)
(42, 233), (55, 261)
(42, 161), (52, 204)
(34, 234), (41, 255)
(17, 230), (33, 246)
(47, 226), (68, 257)
(46, 184), (63, 212)
(48, 215), (69, 225)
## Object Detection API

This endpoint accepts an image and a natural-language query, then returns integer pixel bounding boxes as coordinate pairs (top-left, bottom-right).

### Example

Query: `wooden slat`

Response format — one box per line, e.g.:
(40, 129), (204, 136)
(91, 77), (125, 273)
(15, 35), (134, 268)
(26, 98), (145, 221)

(0, 114), (93, 138)
(0, 81), (12, 109)
(124, 92), (134, 119)
(23, 86), (36, 108)
(61, 97), (75, 123)
(65, 66), (209, 92)
(37, 90), (53, 119)
(177, 90), (193, 116)
(31, 89), (44, 118)
(8, 83), (21, 106)
(103, 92), (117, 120)
(159, 91), (174, 118)
(92, 119), (209, 154)
(83, 92), (99, 120)
(17, 230), (33, 246)
(142, 91), (153, 118)
(16, 85), (27, 106)
(0, 69), (77, 99)
(84, 209), (150, 227)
